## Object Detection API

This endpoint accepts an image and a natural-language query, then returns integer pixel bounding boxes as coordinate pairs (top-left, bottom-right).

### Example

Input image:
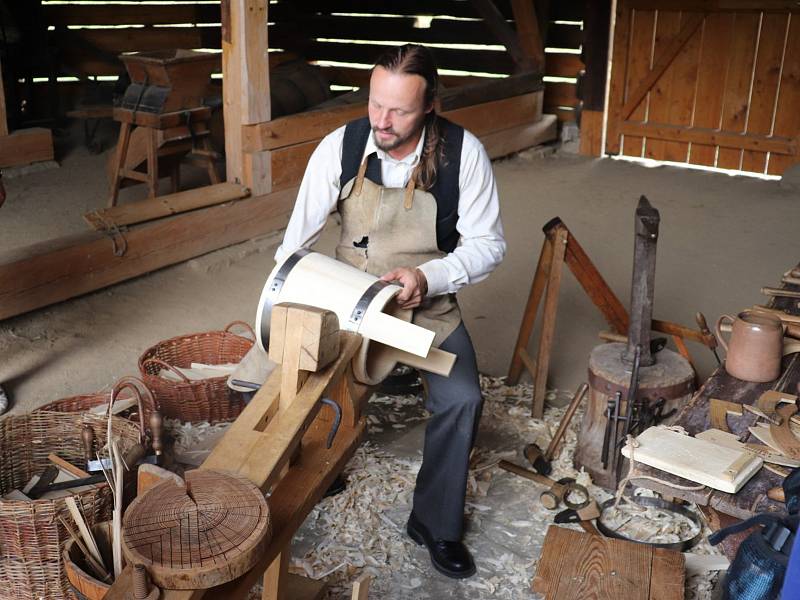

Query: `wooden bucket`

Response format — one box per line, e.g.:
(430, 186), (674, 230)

(63, 521), (113, 600)
(255, 251), (446, 385)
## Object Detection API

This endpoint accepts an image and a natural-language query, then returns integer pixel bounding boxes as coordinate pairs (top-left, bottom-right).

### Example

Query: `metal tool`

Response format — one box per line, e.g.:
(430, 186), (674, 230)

(27, 473), (107, 499)
(615, 344), (643, 485)
(601, 392), (622, 470)
(623, 196), (660, 368)
(525, 383), (590, 476)
(695, 312), (721, 365)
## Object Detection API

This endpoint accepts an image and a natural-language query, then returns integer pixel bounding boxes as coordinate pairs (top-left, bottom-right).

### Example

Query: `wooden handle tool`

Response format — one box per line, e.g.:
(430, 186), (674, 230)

(761, 286), (800, 299)
(149, 411), (164, 456)
(544, 383), (589, 462)
(82, 425), (95, 467)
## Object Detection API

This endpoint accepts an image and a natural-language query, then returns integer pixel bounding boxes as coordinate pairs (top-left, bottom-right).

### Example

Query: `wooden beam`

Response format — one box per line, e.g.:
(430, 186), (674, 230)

(481, 114), (557, 158)
(223, 0), (271, 195)
(84, 182), (251, 230)
(620, 12), (705, 120)
(619, 121), (797, 155)
(510, 0), (546, 72)
(0, 186), (297, 322)
(0, 127), (54, 168)
(469, 0), (536, 72)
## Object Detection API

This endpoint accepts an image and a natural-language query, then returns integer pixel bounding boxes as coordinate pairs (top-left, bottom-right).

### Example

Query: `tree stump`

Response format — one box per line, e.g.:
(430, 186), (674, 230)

(122, 469), (271, 589)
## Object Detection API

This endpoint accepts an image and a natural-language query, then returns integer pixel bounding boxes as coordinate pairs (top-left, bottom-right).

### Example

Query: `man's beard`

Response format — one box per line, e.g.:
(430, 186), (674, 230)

(371, 124), (422, 152)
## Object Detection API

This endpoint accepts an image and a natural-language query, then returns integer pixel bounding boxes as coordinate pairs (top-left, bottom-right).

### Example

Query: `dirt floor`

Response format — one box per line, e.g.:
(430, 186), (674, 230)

(1, 126), (798, 597)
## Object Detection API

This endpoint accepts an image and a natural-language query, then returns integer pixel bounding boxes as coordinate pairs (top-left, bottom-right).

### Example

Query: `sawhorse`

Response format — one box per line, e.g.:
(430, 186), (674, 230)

(507, 217), (716, 418)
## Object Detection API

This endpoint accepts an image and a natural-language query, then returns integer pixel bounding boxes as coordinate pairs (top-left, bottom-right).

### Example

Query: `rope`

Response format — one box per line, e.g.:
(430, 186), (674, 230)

(613, 433), (706, 510)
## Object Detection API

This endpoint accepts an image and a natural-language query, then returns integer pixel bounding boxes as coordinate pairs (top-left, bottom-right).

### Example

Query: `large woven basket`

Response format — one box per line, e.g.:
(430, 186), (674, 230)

(34, 376), (157, 435)
(138, 321), (254, 423)
(0, 412), (141, 600)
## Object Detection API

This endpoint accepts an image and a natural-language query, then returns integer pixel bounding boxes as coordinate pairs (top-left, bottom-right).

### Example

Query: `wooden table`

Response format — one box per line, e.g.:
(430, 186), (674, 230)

(630, 265), (799, 550)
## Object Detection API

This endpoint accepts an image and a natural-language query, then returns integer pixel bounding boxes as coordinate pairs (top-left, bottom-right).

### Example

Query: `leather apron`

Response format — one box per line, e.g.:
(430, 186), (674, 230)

(336, 155), (461, 347)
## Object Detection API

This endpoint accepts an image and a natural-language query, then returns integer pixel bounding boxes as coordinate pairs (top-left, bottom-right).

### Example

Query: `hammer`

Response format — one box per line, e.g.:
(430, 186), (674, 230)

(524, 383), (589, 475)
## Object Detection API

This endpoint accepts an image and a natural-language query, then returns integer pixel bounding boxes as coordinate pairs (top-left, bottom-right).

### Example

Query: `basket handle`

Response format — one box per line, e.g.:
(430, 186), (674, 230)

(110, 376), (157, 438)
(224, 320), (256, 341)
(142, 358), (191, 383)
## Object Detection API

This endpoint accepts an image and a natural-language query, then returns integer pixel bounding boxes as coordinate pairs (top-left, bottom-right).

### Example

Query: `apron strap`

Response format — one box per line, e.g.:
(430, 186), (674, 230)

(354, 154), (370, 197)
(404, 164), (421, 210)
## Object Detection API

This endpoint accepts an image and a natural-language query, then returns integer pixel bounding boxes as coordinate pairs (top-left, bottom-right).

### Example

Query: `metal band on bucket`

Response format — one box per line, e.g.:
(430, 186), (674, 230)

(348, 280), (391, 330)
(257, 249), (310, 347)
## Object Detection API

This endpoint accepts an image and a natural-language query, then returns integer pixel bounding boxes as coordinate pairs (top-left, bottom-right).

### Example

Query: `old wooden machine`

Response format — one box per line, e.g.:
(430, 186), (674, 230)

(574, 197), (695, 489)
(108, 50), (220, 207)
(104, 253), (454, 599)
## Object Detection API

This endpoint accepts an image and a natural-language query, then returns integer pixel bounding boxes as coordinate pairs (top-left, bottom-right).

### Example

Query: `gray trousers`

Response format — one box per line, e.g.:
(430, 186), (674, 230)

(412, 322), (483, 541)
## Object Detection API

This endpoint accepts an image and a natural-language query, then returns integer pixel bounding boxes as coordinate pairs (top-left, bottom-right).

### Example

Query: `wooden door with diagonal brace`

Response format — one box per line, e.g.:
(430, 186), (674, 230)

(605, 1), (800, 176)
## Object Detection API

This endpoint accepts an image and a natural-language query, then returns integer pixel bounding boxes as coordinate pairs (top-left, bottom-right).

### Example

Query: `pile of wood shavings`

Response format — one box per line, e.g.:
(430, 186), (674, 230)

(164, 377), (723, 599)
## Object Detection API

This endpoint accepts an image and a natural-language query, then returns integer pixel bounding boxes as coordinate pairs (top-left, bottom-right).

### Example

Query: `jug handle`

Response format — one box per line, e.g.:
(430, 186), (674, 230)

(715, 314), (735, 352)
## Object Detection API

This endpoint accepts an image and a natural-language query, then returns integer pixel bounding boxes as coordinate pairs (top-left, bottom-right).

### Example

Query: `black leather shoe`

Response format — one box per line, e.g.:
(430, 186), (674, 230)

(407, 512), (476, 579)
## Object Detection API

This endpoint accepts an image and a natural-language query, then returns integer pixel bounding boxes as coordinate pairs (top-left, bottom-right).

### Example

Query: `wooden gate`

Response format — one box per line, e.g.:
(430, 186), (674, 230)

(605, 1), (800, 176)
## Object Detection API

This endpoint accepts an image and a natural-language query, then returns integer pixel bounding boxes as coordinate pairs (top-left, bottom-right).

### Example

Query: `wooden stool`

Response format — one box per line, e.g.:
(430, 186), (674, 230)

(107, 106), (220, 208)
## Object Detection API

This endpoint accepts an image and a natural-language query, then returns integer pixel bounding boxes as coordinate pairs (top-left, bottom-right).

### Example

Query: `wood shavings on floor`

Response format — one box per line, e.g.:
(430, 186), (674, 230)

(286, 375), (724, 599)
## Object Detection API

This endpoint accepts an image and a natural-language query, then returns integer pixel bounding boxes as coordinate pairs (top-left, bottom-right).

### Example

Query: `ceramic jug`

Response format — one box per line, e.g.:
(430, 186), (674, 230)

(715, 310), (784, 382)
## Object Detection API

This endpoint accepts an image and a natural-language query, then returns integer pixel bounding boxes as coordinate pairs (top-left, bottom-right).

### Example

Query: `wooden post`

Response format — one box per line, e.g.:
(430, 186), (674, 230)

(222, 0), (272, 195)
(510, 0), (546, 73)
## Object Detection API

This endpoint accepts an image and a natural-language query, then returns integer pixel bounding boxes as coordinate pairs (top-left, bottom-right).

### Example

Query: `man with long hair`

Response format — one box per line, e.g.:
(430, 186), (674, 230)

(276, 44), (505, 579)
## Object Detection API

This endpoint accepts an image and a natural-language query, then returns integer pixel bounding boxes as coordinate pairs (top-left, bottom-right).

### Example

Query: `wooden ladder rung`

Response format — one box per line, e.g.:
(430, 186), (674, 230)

(119, 169), (149, 183)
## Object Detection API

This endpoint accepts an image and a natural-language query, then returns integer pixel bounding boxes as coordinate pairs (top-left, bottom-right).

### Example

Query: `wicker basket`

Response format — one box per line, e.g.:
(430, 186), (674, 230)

(138, 321), (254, 423)
(34, 376), (157, 435)
(0, 412), (141, 600)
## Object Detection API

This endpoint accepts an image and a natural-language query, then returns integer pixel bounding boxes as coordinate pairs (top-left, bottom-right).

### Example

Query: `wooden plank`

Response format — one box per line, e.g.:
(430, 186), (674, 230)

(0, 127), (54, 168)
(507, 236), (553, 384)
(650, 549), (686, 600)
(532, 526), (655, 599)
(0, 187), (297, 321)
(272, 38), (516, 75)
(544, 81), (579, 108)
(268, 92), (545, 189)
(243, 103), (366, 152)
(621, 11), (705, 121)
(606, 2), (633, 153)
(279, 0), (515, 19)
(661, 11), (704, 162)
(470, 0), (536, 72)
(532, 225), (568, 418)
(644, 11), (682, 160)
(689, 13), (735, 166)
(84, 183), (250, 230)
(741, 13), (789, 173)
(70, 28), (218, 55)
(716, 13), (760, 170)
(271, 16), (500, 46)
(223, 0), (272, 195)
(620, 121), (797, 154)
(767, 15), (800, 175)
(262, 552), (288, 600)
(545, 53), (584, 79)
(511, 0), (546, 71)
(318, 65), (486, 90)
(481, 114), (557, 158)
(580, 109), (604, 156)
(44, 4), (222, 26)
(622, 9), (657, 158)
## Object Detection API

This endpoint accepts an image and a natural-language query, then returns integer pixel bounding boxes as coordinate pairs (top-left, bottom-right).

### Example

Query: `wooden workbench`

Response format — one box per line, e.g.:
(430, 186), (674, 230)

(630, 266), (799, 525)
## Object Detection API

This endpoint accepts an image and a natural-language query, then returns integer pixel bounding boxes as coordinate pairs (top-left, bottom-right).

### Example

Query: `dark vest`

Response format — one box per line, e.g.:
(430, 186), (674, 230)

(339, 116), (464, 253)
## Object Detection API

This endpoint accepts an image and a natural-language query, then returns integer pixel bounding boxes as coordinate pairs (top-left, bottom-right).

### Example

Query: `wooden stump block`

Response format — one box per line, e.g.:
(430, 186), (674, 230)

(575, 343), (694, 489)
(122, 469), (271, 589)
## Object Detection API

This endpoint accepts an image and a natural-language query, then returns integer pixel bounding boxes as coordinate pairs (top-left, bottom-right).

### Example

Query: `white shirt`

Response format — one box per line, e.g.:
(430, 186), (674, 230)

(275, 123), (506, 297)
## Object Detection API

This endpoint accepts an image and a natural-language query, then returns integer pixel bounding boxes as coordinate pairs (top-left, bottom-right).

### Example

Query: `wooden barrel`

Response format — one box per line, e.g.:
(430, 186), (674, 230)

(270, 59), (331, 119)
(63, 521), (113, 600)
(574, 342), (694, 490)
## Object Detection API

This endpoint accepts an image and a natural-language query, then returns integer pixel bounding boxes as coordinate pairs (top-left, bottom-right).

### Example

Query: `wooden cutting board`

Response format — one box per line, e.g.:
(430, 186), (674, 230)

(621, 426), (762, 493)
(532, 526), (685, 599)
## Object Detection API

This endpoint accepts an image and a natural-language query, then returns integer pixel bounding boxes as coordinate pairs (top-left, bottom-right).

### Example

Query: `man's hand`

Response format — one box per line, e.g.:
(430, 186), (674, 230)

(381, 267), (428, 309)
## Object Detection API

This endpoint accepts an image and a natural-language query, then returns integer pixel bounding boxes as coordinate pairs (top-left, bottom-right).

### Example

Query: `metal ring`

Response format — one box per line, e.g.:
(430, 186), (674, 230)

(596, 495), (704, 550)
(562, 482), (591, 510)
(258, 248), (310, 345)
(347, 280), (392, 330)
